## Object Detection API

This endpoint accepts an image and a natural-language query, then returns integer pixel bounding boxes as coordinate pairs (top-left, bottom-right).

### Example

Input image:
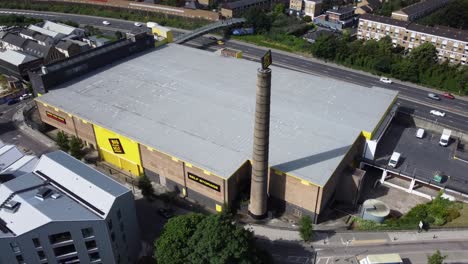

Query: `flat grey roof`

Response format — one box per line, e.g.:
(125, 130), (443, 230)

(38, 45), (397, 186)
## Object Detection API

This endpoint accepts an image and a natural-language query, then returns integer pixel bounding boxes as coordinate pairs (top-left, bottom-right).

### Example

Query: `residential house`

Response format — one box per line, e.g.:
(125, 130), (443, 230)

(358, 14), (468, 64)
(22, 40), (65, 64)
(55, 40), (83, 57)
(0, 33), (28, 51)
(314, 6), (357, 30)
(84, 36), (112, 48)
(221, 0), (288, 18)
(355, 0), (381, 14)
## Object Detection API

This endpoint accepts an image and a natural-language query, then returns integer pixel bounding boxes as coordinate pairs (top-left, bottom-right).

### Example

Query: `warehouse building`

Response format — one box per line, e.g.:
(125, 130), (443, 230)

(34, 44), (397, 222)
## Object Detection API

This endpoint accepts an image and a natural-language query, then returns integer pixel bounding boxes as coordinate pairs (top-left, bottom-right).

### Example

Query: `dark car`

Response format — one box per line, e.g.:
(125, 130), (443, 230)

(7, 98), (19, 105)
(158, 208), (174, 219)
(208, 36), (217, 41)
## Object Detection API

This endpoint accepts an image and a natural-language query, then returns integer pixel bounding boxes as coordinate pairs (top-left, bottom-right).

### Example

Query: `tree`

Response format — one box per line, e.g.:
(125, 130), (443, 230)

(273, 3), (285, 16)
(408, 43), (438, 72)
(69, 136), (84, 160)
(137, 175), (154, 199)
(115, 31), (123, 39)
(56, 131), (70, 152)
(155, 214), (272, 264)
(427, 250), (446, 264)
(302, 15), (312, 23)
(299, 215), (314, 242)
(244, 9), (272, 33)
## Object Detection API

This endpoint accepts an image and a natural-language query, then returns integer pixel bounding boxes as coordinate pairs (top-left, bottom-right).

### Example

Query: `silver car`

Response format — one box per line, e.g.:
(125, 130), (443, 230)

(427, 93), (440, 100)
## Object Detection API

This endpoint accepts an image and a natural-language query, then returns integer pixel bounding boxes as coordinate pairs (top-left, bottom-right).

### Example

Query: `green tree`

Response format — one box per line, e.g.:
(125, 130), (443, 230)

(137, 175), (154, 199)
(115, 31), (123, 39)
(302, 15), (312, 23)
(408, 43), (438, 71)
(311, 35), (337, 60)
(273, 3), (286, 16)
(69, 136), (84, 160)
(155, 214), (272, 264)
(299, 215), (313, 242)
(427, 250), (446, 264)
(244, 9), (272, 33)
(56, 131), (70, 152)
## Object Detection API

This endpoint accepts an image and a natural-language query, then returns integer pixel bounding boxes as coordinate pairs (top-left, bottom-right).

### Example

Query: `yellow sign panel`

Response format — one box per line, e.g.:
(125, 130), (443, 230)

(109, 138), (125, 154)
(261, 49), (272, 70)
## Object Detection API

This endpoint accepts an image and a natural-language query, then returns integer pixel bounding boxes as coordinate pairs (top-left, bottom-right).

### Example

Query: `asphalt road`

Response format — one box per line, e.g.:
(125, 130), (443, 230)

(0, 100), (54, 155)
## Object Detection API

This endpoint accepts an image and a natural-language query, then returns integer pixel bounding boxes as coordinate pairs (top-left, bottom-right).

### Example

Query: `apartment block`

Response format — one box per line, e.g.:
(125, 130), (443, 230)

(358, 14), (468, 65)
(288, 0), (322, 18)
(0, 147), (140, 264)
(391, 0), (451, 21)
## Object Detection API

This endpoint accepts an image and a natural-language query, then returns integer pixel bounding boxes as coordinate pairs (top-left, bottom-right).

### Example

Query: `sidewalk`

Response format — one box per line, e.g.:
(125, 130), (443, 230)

(245, 222), (468, 247)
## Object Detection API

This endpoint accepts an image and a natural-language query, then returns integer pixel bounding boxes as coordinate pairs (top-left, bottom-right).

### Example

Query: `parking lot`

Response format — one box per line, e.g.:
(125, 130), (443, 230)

(374, 123), (468, 193)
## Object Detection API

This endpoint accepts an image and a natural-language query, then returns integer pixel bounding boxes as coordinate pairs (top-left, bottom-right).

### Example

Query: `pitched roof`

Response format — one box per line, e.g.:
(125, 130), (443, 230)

(55, 40), (76, 50)
(0, 49), (39, 66)
(327, 6), (356, 15)
(223, 0), (268, 9)
(1, 33), (28, 48)
(19, 28), (39, 38)
(42, 21), (77, 35)
(23, 40), (51, 58)
(400, 0), (450, 16)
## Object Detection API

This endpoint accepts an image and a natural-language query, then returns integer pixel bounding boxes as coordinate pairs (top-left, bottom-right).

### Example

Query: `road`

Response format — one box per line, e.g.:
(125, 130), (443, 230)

(0, 100), (55, 155)
(1, 8), (467, 131)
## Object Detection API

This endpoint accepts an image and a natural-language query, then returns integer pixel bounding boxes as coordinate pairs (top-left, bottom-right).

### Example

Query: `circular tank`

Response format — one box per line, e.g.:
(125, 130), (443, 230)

(361, 199), (390, 223)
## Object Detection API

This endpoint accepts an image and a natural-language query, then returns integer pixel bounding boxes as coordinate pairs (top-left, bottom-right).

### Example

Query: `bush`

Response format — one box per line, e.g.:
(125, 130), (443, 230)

(137, 175), (154, 199)
(302, 16), (312, 23)
(299, 215), (313, 241)
(69, 136), (84, 160)
(56, 131), (70, 152)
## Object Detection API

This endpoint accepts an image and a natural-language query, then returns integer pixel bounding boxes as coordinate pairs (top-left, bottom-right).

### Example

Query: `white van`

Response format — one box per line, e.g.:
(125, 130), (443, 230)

(388, 152), (401, 168)
(416, 128), (425, 139)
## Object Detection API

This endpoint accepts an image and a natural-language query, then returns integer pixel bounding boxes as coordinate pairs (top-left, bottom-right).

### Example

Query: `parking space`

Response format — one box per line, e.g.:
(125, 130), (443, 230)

(375, 123), (468, 193)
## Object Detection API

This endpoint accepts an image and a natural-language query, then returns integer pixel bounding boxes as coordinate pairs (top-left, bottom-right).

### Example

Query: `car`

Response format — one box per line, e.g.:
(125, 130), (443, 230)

(442, 92), (455, 99)
(416, 128), (425, 139)
(134, 22), (142, 27)
(6, 98), (19, 105)
(427, 93), (440, 100)
(217, 40), (225, 45)
(379, 77), (392, 84)
(430, 109), (445, 117)
(19, 93), (32, 101)
(102, 21), (111, 26)
(388, 152), (401, 168)
(157, 208), (174, 219)
(208, 36), (217, 41)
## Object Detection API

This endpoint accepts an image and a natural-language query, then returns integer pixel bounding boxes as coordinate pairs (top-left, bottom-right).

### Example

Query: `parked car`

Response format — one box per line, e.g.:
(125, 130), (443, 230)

(19, 93), (32, 101)
(430, 110), (445, 117)
(102, 21), (111, 25)
(217, 40), (225, 45)
(208, 36), (217, 41)
(442, 92), (455, 99)
(157, 208), (174, 219)
(427, 93), (440, 100)
(134, 22), (142, 27)
(388, 152), (401, 168)
(416, 128), (425, 139)
(6, 98), (19, 105)
(379, 77), (392, 84)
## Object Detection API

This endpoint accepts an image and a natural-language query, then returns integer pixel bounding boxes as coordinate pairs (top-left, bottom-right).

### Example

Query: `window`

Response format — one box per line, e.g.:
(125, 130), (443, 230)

(81, 227), (94, 238)
(49, 231), (72, 244)
(60, 255), (79, 264)
(53, 244), (76, 257)
(89, 252), (101, 262)
(117, 209), (122, 220)
(38, 250), (47, 260)
(85, 240), (97, 250)
(16, 255), (24, 264)
(33, 238), (41, 248)
(10, 242), (20, 253)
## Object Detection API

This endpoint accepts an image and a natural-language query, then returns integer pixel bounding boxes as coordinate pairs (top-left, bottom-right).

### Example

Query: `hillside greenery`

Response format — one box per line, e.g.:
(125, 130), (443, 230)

(311, 35), (468, 95)
(0, 1), (209, 30)
(418, 0), (468, 30)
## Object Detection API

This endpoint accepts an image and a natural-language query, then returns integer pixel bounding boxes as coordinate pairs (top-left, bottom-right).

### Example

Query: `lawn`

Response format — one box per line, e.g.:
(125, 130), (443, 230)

(445, 203), (468, 227)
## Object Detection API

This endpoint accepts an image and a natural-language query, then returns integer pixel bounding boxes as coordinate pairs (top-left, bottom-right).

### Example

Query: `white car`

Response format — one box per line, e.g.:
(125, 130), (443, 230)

(416, 128), (425, 139)
(19, 93), (32, 101)
(430, 110), (445, 117)
(134, 22), (142, 27)
(379, 77), (392, 84)
(102, 21), (111, 26)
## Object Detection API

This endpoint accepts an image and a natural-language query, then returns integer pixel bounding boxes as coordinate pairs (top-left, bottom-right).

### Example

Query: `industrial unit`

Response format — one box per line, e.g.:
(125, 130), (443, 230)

(34, 44), (397, 222)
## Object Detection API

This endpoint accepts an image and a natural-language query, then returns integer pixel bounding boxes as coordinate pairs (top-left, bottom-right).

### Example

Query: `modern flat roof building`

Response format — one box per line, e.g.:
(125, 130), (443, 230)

(35, 44), (397, 221)
(0, 147), (140, 264)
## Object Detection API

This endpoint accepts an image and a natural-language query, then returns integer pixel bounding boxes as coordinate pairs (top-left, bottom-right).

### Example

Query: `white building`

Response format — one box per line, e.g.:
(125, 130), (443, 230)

(0, 145), (140, 264)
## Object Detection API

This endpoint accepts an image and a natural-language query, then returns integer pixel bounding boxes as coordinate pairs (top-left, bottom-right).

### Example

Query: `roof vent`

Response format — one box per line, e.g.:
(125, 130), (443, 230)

(51, 192), (61, 199)
(35, 187), (53, 201)
(4, 201), (20, 213)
